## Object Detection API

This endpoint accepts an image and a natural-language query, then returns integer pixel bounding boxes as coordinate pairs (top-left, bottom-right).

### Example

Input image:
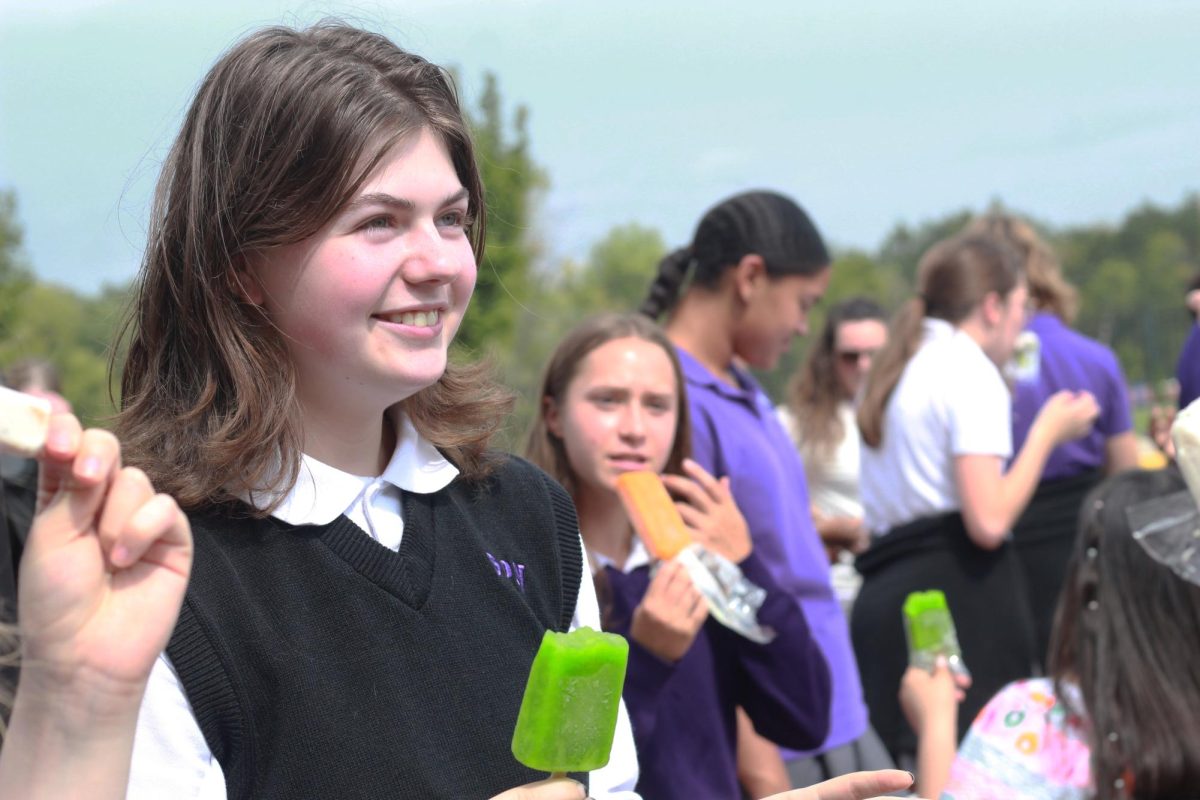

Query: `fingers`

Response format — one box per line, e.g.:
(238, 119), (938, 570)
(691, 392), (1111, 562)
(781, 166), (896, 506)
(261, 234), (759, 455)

(98, 467), (155, 560)
(661, 473), (710, 513)
(38, 423), (120, 508)
(647, 561), (704, 621)
(765, 769), (914, 800)
(489, 776), (586, 800)
(113, 492), (190, 571)
(35, 414), (84, 513)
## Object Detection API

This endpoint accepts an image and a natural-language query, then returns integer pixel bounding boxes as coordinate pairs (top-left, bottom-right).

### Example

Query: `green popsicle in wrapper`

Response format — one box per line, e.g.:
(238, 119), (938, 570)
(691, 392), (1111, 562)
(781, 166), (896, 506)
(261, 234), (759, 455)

(512, 627), (629, 775)
(903, 590), (971, 679)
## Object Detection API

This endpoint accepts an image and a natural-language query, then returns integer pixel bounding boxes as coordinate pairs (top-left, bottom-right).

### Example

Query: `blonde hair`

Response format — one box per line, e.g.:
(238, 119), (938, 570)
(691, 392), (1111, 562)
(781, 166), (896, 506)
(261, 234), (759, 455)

(968, 213), (1078, 323)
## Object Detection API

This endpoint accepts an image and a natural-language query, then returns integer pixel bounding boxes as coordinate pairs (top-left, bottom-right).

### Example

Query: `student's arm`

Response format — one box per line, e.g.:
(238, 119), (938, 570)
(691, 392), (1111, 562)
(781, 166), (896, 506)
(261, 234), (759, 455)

(666, 459), (830, 750)
(1103, 432), (1139, 475)
(898, 662), (964, 799)
(956, 391), (1099, 549)
(0, 416), (192, 800)
(724, 553), (832, 751)
(735, 708), (791, 799)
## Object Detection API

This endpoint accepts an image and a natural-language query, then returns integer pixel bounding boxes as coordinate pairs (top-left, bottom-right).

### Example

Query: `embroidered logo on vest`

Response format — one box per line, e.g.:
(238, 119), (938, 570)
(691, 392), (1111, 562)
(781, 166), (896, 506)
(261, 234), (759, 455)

(486, 552), (526, 591)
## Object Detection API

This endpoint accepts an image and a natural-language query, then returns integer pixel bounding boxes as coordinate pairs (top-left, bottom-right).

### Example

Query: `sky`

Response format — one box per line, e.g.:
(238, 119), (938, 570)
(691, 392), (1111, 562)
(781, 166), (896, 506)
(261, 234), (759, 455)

(1, 0), (1198, 293)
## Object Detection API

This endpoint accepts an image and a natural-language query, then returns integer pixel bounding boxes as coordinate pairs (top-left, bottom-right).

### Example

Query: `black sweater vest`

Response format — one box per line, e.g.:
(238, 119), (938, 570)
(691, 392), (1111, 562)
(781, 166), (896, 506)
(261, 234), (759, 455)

(166, 456), (584, 799)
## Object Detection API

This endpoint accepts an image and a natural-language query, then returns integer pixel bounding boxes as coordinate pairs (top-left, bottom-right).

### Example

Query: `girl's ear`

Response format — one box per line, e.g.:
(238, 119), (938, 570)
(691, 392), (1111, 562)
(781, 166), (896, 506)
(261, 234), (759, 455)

(979, 290), (1003, 327)
(543, 396), (564, 438)
(732, 254), (767, 304)
(233, 261), (266, 306)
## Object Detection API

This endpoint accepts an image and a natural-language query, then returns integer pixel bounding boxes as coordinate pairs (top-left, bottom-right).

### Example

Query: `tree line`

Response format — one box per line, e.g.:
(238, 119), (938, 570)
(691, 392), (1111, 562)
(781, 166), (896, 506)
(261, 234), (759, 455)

(2, 75), (1198, 442)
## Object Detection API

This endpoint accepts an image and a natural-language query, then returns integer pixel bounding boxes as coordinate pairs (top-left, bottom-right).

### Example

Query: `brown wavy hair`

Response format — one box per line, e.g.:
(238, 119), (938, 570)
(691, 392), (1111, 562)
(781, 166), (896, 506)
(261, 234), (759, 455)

(1049, 468), (1200, 799)
(967, 212), (1078, 323)
(786, 297), (886, 461)
(524, 313), (691, 498)
(857, 233), (1023, 448)
(113, 22), (511, 513)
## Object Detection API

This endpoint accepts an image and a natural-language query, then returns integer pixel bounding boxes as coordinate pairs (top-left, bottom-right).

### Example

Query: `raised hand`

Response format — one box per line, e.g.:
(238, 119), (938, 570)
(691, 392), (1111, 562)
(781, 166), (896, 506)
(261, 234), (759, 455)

(1034, 390), (1100, 446)
(20, 413), (192, 700)
(662, 458), (752, 563)
(629, 559), (708, 663)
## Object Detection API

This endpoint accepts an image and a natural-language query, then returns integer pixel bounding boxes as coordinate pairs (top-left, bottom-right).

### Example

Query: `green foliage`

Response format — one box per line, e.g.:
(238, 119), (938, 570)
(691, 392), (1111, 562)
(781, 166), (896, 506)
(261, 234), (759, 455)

(457, 72), (547, 358)
(0, 190), (34, 347)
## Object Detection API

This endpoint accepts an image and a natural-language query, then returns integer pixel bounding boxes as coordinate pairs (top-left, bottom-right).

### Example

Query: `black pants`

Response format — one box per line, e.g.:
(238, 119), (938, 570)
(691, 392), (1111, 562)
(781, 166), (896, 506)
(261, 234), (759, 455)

(849, 513), (1038, 763)
(1010, 470), (1101, 671)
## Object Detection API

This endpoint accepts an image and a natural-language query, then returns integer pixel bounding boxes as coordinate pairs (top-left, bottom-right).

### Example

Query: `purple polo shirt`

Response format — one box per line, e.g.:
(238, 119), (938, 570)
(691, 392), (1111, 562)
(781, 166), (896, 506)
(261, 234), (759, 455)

(1011, 313), (1133, 481)
(677, 347), (868, 754)
(1177, 323), (1200, 409)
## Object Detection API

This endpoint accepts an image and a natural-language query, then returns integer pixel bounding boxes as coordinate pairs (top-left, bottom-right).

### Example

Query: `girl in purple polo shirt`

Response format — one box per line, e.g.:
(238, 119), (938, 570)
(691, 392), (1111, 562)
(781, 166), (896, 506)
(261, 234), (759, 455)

(525, 313), (833, 800)
(969, 213), (1137, 670)
(639, 191), (891, 789)
(855, 232), (1099, 765)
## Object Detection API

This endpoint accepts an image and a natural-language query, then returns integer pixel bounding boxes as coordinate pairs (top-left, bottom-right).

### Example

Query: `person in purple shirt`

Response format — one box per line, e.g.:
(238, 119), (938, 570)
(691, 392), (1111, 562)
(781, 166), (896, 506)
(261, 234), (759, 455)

(969, 214), (1136, 669)
(1176, 278), (1200, 410)
(525, 312), (832, 800)
(639, 191), (888, 790)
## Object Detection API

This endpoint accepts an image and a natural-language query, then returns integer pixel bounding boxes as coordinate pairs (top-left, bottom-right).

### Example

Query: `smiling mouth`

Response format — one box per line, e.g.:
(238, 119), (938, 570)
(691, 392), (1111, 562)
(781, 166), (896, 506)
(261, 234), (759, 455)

(376, 309), (441, 327)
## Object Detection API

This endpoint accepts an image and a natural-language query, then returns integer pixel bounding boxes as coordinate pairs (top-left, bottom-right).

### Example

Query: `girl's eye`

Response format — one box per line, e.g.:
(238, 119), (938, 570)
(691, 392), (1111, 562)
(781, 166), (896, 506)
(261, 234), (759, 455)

(360, 216), (393, 234)
(438, 209), (470, 229)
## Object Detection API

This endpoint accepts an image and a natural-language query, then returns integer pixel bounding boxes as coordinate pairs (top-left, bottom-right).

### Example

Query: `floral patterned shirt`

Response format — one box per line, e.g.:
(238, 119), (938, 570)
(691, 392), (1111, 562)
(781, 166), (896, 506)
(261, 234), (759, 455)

(942, 677), (1093, 799)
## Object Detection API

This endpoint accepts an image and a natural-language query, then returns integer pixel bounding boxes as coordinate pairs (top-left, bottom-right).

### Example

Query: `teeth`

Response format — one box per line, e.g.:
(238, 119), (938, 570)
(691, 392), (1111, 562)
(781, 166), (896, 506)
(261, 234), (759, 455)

(387, 310), (439, 327)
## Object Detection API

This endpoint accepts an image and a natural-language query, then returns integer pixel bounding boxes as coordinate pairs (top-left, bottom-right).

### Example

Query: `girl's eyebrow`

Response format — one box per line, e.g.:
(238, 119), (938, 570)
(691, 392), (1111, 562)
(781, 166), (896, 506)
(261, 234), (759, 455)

(346, 187), (469, 213)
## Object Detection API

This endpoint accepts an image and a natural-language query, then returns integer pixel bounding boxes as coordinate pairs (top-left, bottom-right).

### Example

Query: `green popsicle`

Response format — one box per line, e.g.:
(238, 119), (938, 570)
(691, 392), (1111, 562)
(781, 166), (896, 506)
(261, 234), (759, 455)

(903, 590), (970, 677)
(511, 627), (629, 773)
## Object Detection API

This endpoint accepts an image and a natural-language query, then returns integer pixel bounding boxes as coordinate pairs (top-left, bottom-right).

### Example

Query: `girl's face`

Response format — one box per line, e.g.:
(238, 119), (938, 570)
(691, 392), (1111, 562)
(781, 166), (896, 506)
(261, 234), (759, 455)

(833, 318), (888, 400)
(547, 336), (680, 498)
(245, 128), (476, 420)
(735, 267), (831, 370)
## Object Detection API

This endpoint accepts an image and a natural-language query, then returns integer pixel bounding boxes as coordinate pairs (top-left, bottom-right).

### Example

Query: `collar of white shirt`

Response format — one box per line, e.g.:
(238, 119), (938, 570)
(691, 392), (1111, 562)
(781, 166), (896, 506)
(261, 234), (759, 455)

(588, 536), (652, 574)
(252, 409), (458, 527)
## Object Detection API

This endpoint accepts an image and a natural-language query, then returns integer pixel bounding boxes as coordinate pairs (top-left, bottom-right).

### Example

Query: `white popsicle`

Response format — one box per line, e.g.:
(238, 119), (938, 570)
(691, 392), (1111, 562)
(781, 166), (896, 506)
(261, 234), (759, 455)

(0, 385), (52, 457)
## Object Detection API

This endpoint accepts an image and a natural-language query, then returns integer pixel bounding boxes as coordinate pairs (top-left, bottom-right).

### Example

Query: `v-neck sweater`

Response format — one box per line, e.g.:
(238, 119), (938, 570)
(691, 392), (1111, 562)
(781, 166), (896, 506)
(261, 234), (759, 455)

(167, 455), (584, 799)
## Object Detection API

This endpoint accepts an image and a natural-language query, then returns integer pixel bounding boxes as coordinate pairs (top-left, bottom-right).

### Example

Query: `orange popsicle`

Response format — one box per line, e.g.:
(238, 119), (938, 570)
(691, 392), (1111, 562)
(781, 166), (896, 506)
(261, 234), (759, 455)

(615, 471), (692, 560)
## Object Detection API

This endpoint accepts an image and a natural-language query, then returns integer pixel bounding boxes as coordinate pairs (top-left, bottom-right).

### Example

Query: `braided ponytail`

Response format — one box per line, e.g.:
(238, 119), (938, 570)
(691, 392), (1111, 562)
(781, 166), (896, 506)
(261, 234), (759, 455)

(639, 246), (695, 320)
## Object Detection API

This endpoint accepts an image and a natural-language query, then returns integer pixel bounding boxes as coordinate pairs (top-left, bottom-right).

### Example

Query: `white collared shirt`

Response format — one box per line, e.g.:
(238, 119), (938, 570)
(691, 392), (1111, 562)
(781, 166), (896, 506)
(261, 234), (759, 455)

(126, 413), (640, 799)
(860, 318), (1013, 534)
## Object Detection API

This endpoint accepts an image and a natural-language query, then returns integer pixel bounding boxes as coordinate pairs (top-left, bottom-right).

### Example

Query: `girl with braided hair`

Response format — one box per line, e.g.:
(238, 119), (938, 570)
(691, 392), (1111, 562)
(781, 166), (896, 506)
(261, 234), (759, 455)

(641, 191), (890, 789)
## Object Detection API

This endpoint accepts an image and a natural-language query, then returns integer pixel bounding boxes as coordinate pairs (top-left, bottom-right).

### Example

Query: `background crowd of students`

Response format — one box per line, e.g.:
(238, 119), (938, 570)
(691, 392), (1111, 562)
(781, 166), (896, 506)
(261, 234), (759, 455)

(1, 18), (1199, 800)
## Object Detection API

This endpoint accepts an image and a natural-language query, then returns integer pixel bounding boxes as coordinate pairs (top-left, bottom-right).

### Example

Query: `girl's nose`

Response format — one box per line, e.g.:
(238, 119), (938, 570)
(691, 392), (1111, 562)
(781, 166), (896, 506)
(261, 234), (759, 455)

(619, 406), (646, 441)
(400, 224), (462, 285)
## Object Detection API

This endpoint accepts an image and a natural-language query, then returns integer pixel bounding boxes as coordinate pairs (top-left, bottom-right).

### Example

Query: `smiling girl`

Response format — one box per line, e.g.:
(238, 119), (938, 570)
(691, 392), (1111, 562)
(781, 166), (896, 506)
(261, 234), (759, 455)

(102, 22), (636, 800)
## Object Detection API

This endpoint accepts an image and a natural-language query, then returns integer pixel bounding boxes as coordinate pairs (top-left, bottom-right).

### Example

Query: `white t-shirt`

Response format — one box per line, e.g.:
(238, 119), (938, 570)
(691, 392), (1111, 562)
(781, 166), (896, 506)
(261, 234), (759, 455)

(126, 412), (640, 800)
(860, 318), (1013, 535)
(777, 401), (865, 520)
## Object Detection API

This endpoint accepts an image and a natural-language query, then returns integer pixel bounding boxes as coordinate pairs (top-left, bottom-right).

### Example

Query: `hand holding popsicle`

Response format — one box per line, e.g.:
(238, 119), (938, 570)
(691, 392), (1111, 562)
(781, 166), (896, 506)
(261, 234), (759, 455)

(0, 410), (193, 799)
(630, 560), (709, 662)
(488, 777), (586, 800)
(661, 459), (752, 563)
(18, 412), (193, 700)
